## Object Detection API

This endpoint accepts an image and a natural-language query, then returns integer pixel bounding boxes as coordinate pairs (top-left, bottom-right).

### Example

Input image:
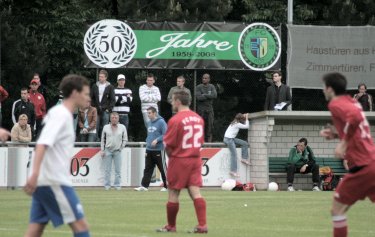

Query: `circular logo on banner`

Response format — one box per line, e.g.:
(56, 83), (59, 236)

(238, 23), (281, 71)
(84, 19), (137, 68)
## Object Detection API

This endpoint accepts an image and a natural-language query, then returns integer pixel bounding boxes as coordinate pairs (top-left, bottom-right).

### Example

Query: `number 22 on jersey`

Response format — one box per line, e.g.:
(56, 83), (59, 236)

(182, 125), (203, 149)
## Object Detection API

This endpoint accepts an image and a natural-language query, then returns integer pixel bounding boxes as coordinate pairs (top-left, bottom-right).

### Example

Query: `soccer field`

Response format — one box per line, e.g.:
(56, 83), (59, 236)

(0, 188), (374, 237)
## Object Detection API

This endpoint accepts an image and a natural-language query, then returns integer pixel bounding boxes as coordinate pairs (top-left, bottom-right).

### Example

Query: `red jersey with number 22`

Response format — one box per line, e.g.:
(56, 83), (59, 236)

(328, 95), (375, 168)
(163, 110), (204, 158)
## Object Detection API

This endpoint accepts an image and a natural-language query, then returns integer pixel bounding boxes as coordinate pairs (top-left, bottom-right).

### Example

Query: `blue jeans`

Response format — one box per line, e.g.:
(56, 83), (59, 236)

(223, 137), (249, 172)
(142, 111), (150, 128)
(97, 111), (109, 140)
(119, 114), (129, 130)
(103, 150), (122, 188)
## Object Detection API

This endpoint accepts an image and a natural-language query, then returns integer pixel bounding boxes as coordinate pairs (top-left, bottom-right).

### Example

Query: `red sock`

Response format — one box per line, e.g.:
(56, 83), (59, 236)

(166, 202), (179, 227)
(193, 198), (207, 227)
(333, 216), (348, 237)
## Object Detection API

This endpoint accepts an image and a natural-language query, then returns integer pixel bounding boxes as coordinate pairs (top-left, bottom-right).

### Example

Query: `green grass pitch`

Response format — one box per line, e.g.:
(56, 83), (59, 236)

(0, 188), (374, 237)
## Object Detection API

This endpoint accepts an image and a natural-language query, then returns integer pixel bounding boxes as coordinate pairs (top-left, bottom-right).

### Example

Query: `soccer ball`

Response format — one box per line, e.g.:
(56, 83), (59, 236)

(221, 179), (236, 191)
(268, 182), (279, 191)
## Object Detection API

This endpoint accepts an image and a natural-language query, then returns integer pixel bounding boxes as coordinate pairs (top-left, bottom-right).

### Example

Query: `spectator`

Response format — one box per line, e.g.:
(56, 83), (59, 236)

(113, 74), (132, 130)
(0, 84), (9, 127)
(31, 73), (47, 97)
(264, 71), (292, 111)
(353, 83), (372, 111)
(134, 107), (168, 192)
(223, 113), (251, 177)
(196, 73), (217, 142)
(101, 112), (127, 190)
(78, 99), (97, 143)
(91, 69), (115, 140)
(12, 88), (35, 133)
(286, 138), (320, 191)
(139, 73), (161, 128)
(167, 75), (191, 111)
(29, 79), (46, 139)
(11, 114), (32, 145)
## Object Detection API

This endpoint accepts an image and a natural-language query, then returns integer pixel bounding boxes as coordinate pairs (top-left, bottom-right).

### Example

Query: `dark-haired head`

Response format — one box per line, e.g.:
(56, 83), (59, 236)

(322, 72), (347, 101)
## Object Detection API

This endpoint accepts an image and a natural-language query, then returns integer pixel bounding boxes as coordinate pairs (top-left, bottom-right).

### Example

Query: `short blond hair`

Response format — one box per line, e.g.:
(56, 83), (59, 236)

(18, 114), (28, 120)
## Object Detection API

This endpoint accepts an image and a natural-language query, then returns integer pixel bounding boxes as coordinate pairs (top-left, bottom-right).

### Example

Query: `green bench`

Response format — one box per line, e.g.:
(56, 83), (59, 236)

(269, 157), (347, 175)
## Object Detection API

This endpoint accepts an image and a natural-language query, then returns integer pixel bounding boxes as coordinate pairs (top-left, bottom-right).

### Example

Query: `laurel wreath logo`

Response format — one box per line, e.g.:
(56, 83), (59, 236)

(112, 23), (136, 65)
(84, 23), (109, 65)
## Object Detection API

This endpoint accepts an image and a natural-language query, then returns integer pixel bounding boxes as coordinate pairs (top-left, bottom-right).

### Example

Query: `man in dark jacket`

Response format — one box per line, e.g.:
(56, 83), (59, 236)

(12, 88), (35, 135)
(264, 72), (292, 111)
(91, 70), (115, 141)
(286, 138), (320, 191)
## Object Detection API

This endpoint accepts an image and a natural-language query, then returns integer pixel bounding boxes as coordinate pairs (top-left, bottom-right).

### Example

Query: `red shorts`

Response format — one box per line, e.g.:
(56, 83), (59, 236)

(334, 162), (375, 205)
(167, 157), (202, 190)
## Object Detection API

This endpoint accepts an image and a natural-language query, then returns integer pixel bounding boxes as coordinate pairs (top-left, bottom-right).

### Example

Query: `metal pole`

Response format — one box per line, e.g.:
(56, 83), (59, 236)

(287, 0), (293, 24)
(193, 70), (197, 111)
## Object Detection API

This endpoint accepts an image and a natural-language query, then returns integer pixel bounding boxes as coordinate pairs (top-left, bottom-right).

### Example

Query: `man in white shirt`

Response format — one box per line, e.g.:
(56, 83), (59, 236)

(24, 74), (91, 237)
(139, 73), (161, 128)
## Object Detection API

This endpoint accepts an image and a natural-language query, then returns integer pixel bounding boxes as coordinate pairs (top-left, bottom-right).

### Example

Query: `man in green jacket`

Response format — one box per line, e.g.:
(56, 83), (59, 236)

(286, 138), (320, 191)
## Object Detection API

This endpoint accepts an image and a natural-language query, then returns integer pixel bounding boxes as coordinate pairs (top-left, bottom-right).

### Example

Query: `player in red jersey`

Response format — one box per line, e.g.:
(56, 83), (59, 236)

(156, 90), (207, 234)
(320, 73), (375, 237)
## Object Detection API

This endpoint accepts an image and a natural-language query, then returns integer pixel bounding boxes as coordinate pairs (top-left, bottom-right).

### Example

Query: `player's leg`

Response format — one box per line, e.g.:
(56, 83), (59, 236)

(331, 199), (350, 237)
(155, 151), (168, 189)
(286, 164), (296, 191)
(113, 150), (122, 190)
(157, 189), (180, 232)
(69, 218), (90, 237)
(24, 223), (46, 237)
(188, 186), (208, 233)
(102, 150), (113, 190)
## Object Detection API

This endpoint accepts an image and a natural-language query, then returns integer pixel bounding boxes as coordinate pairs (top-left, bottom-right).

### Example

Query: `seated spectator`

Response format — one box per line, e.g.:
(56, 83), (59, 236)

(286, 138), (320, 191)
(353, 83), (372, 111)
(223, 113), (251, 177)
(78, 99), (97, 143)
(11, 114), (32, 146)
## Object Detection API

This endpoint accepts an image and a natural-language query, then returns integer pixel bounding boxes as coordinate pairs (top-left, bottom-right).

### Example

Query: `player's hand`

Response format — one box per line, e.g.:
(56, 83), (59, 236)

(335, 140), (347, 159)
(300, 164), (307, 173)
(24, 174), (38, 196)
(0, 128), (10, 142)
(151, 139), (158, 147)
(101, 151), (105, 158)
(320, 128), (335, 140)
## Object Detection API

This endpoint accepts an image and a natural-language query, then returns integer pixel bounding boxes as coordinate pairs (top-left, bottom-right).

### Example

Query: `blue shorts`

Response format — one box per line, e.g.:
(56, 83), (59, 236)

(29, 186), (85, 227)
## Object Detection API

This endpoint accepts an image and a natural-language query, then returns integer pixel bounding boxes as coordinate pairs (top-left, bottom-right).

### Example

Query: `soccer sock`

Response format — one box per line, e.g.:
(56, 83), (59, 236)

(74, 231), (90, 237)
(332, 215), (348, 237)
(193, 198), (207, 227)
(166, 202), (179, 227)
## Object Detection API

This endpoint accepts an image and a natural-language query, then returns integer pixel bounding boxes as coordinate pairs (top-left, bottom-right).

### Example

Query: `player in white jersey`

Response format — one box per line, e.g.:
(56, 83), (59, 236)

(24, 75), (91, 237)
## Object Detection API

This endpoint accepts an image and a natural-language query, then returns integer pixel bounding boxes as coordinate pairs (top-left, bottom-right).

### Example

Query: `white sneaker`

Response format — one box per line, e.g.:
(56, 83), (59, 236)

(312, 186), (321, 191)
(287, 186), (295, 191)
(160, 187), (168, 192)
(134, 186), (148, 191)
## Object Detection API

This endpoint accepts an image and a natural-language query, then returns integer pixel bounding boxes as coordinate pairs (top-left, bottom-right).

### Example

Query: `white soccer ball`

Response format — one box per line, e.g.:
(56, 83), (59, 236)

(221, 179), (236, 191)
(268, 182), (279, 191)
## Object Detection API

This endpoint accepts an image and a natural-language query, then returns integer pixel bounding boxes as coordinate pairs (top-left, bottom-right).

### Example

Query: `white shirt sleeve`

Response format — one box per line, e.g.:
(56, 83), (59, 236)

(235, 120), (250, 129)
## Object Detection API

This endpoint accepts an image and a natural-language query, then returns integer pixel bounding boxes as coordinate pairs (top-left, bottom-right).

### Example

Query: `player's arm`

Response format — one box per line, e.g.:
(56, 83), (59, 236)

(341, 107), (363, 141)
(24, 144), (46, 195)
(163, 121), (178, 155)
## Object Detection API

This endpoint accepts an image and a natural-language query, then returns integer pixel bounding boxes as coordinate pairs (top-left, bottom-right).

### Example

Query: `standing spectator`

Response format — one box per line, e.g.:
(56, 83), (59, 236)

(353, 83), (372, 111)
(113, 74), (132, 130)
(91, 69), (115, 140)
(167, 75), (191, 110)
(12, 88), (35, 131)
(134, 107), (168, 192)
(29, 79), (46, 139)
(139, 73), (161, 128)
(264, 71), (292, 111)
(0, 84), (9, 127)
(101, 112), (127, 190)
(196, 73), (217, 142)
(78, 99), (97, 143)
(286, 138), (320, 191)
(223, 113), (251, 177)
(11, 114), (32, 145)
(31, 73), (47, 97)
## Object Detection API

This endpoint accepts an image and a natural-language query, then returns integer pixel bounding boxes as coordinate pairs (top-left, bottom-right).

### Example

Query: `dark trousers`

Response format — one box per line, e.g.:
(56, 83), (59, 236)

(141, 150), (167, 188)
(286, 163), (320, 185)
(34, 118), (43, 141)
(197, 107), (214, 142)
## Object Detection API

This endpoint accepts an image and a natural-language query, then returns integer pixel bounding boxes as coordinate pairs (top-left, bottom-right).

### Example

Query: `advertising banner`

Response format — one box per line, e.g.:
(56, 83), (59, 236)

(84, 20), (281, 71)
(288, 25), (375, 89)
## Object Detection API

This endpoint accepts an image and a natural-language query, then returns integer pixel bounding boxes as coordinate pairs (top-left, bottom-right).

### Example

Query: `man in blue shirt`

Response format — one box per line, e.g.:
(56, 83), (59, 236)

(135, 106), (168, 191)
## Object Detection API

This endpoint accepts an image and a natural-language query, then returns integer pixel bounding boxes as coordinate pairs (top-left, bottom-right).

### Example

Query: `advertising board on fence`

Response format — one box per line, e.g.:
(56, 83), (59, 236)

(84, 20), (281, 71)
(288, 25), (375, 89)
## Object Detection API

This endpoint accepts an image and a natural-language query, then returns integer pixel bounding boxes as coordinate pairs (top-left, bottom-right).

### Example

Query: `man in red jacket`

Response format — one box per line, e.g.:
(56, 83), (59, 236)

(29, 79), (46, 140)
(0, 84), (9, 127)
